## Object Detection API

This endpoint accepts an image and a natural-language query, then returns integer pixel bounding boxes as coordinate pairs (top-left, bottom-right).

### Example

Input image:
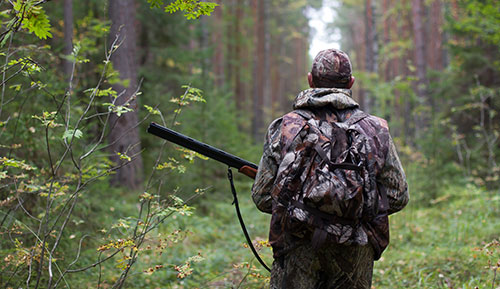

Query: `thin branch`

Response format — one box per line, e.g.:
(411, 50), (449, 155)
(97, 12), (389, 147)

(4, 214), (69, 289)
(16, 193), (41, 222)
(52, 235), (90, 288)
(66, 250), (121, 273)
(97, 252), (103, 289)
(3, 264), (20, 289)
(7, 84), (36, 158)
(47, 194), (79, 287)
(0, 29), (14, 120)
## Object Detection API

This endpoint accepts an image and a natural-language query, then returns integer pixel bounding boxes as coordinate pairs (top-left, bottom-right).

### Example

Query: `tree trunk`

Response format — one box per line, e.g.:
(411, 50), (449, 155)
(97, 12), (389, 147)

(108, 0), (143, 190)
(350, 9), (365, 106)
(226, 1), (234, 92)
(428, 0), (444, 71)
(212, 0), (224, 89)
(411, 0), (428, 135)
(262, 0), (271, 125)
(402, 0), (414, 144)
(364, 0), (378, 113)
(252, 0), (265, 141)
(234, 0), (244, 111)
(63, 0), (73, 78)
(390, 0), (402, 138)
(382, 0), (390, 82)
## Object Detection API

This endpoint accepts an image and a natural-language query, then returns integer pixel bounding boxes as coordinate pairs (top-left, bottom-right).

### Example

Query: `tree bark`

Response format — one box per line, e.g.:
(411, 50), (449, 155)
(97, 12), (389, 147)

(390, 0), (402, 138)
(234, 0), (244, 111)
(364, 0), (378, 113)
(252, 0), (265, 141)
(382, 0), (390, 82)
(63, 0), (73, 78)
(402, 0), (414, 144)
(411, 0), (429, 135)
(108, 0), (143, 190)
(212, 0), (224, 89)
(428, 0), (444, 71)
(262, 0), (271, 125)
(349, 8), (366, 106)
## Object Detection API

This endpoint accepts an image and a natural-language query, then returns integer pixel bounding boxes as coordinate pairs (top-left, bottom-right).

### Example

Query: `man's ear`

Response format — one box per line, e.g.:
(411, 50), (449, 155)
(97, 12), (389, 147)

(347, 76), (355, 89)
(308, 72), (315, 88)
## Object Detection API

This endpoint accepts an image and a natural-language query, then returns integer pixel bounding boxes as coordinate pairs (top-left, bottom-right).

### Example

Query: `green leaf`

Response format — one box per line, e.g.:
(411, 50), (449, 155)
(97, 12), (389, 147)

(162, 0), (218, 19)
(13, 1), (53, 39)
(62, 129), (83, 141)
(0, 157), (35, 170)
(144, 105), (160, 115)
(147, 0), (164, 8)
(9, 84), (22, 91)
(117, 152), (131, 162)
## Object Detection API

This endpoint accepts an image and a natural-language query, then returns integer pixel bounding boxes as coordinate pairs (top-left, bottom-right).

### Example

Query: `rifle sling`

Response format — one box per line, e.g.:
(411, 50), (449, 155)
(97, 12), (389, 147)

(227, 167), (271, 273)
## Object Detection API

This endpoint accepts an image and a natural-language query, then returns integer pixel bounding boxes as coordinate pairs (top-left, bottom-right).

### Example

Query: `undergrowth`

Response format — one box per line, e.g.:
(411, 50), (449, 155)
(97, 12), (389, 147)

(90, 178), (499, 289)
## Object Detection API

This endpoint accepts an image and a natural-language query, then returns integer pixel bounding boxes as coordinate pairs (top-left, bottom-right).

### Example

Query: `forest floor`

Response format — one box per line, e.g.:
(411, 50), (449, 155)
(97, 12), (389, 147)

(118, 179), (500, 289)
(71, 175), (500, 289)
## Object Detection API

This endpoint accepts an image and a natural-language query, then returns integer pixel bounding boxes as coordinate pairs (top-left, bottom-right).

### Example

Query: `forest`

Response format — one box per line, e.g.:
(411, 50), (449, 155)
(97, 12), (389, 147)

(0, 0), (498, 288)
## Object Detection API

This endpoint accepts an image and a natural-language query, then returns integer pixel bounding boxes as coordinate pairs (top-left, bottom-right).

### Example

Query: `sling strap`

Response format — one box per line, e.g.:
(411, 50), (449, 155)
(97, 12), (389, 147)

(227, 167), (271, 272)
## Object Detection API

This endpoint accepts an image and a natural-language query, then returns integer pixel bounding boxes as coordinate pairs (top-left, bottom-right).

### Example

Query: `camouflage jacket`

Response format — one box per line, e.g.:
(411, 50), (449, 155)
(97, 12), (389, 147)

(251, 88), (409, 259)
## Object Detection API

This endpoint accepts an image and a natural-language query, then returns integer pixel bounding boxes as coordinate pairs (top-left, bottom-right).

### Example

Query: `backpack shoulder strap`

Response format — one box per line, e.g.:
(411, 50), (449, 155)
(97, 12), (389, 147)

(344, 110), (369, 127)
(280, 110), (310, 153)
(292, 108), (313, 120)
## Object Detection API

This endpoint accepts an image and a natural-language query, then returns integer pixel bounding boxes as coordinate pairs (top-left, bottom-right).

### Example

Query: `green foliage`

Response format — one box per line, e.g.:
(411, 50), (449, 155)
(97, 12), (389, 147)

(147, 0), (218, 19)
(12, 0), (52, 39)
(0, 1), (215, 287)
(373, 184), (500, 288)
(336, 0), (500, 201)
(62, 128), (83, 141)
(447, 0), (500, 47)
(1, 0), (498, 287)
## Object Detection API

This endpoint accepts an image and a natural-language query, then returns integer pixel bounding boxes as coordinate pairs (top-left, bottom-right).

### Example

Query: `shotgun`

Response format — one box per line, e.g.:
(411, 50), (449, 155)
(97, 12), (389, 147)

(147, 122), (258, 179)
(147, 122), (271, 272)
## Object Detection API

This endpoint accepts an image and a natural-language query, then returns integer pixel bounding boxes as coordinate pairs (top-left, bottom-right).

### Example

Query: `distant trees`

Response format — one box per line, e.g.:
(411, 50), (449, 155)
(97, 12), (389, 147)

(332, 0), (500, 193)
(206, 0), (314, 141)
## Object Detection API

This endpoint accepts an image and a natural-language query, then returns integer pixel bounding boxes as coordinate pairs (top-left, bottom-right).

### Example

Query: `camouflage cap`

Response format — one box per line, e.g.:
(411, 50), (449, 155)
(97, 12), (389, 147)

(311, 48), (352, 88)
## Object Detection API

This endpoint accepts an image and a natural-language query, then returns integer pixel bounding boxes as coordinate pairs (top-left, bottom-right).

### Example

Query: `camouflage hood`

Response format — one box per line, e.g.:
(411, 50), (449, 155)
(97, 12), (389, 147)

(293, 88), (359, 110)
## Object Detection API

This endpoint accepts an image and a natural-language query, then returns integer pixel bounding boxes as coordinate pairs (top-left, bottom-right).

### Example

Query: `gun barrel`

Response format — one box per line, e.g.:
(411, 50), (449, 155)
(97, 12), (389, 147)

(147, 123), (258, 170)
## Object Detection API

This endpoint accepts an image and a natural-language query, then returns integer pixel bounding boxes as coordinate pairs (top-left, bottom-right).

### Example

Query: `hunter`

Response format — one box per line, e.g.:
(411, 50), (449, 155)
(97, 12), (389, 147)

(251, 48), (409, 289)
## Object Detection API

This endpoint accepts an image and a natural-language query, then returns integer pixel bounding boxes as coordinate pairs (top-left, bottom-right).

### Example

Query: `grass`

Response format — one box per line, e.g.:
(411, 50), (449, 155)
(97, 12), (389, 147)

(117, 179), (500, 288)
(373, 184), (500, 289)
(8, 174), (496, 288)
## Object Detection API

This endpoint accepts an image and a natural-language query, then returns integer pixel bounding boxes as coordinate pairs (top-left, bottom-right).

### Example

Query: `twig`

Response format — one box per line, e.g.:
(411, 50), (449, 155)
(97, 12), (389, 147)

(3, 264), (20, 289)
(66, 250), (121, 273)
(492, 267), (497, 289)
(0, 17), (15, 120)
(236, 259), (255, 289)
(97, 252), (103, 289)
(143, 85), (189, 191)
(52, 235), (90, 288)
(7, 84), (36, 158)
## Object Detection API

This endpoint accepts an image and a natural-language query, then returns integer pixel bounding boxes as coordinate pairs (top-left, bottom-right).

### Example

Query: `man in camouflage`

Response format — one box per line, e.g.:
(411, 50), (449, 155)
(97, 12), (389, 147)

(251, 49), (409, 289)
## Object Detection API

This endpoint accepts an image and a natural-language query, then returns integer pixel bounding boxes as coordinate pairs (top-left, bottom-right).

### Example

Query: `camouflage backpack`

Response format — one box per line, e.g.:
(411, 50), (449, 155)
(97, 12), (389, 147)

(271, 108), (388, 251)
